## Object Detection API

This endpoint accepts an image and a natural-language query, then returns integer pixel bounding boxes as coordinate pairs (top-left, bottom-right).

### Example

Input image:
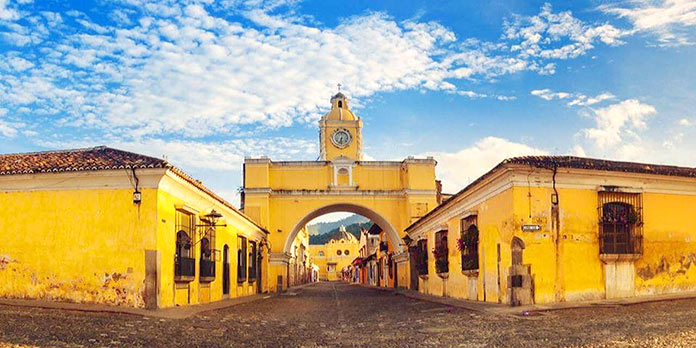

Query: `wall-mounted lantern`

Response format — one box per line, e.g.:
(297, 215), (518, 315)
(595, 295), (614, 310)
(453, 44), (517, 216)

(133, 191), (142, 204)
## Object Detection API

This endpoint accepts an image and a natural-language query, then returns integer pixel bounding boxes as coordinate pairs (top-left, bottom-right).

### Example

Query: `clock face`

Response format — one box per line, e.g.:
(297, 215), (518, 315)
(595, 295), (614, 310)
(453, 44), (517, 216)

(331, 129), (352, 148)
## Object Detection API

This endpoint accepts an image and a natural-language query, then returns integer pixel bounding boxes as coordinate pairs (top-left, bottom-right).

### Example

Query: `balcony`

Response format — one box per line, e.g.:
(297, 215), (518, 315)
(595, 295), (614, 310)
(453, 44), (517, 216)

(200, 259), (216, 282)
(175, 256), (195, 282)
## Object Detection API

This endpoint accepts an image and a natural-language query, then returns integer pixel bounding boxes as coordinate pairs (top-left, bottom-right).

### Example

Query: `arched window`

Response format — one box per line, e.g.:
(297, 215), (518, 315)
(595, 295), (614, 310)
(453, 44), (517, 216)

(199, 237), (215, 280)
(600, 202), (640, 254)
(176, 231), (191, 258)
(200, 237), (211, 260)
(338, 100), (343, 108)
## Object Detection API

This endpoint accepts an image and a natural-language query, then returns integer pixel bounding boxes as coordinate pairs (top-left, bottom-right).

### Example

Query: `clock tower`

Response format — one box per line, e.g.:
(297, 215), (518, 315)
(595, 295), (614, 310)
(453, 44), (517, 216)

(319, 92), (363, 161)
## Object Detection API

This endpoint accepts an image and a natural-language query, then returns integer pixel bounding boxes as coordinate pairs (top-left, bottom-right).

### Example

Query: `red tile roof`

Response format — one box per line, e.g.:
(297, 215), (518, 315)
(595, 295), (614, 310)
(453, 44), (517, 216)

(0, 146), (168, 175)
(406, 155), (696, 232)
(0, 146), (267, 233)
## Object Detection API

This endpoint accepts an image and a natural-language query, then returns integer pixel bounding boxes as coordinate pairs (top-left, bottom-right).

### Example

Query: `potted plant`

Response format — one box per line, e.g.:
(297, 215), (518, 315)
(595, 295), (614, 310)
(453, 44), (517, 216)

(432, 245), (449, 275)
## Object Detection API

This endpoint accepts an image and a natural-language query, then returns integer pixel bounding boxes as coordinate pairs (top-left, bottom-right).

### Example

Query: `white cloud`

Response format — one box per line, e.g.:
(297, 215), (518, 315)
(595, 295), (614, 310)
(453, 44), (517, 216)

(571, 144), (587, 157)
(0, 0), (19, 21)
(531, 88), (615, 106)
(457, 90), (516, 101)
(0, 108), (20, 137)
(602, 0), (696, 46)
(567, 92), (615, 106)
(531, 88), (571, 100)
(679, 118), (693, 126)
(504, 3), (626, 61)
(580, 99), (656, 147)
(0, 2), (627, 140)
(458, 90), (488, 98)
(35, 136), (317, 172)
(419, 136), (546, 194)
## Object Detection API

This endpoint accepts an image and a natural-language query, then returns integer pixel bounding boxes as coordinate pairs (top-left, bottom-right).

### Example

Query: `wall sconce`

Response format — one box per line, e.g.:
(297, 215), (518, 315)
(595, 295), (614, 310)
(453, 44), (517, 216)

(551, 193), (559, 205)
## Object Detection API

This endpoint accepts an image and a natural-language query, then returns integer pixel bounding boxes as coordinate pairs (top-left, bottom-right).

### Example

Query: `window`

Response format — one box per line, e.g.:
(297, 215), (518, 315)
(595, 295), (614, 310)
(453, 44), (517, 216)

(416, 239), (428, 275)
(199, 235), (215, 281)
(248, 241), (257, 281)
(338, 100), (343, 108)
(434, 230), (449, 273)
(344, 250), (350, 256)
(460, 216), (479, 271)
(599, 192), (643, 255)
(237, 236), (247, 283)
(337, 250), (342, 256)
(175, 210), (195, 279)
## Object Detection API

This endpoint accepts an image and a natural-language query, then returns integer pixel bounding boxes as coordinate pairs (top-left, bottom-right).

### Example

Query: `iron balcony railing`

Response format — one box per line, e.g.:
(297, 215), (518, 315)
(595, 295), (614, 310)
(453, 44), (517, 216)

(175, 256), (195, 278)
(200, 259), (216, 280)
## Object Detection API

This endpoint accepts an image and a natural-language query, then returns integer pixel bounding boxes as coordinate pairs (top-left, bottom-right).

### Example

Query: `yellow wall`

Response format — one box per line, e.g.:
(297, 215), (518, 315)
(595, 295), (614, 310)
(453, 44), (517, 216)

(0, 178), (157, 307)
(156, 174), (266, 308)
(414, 187), (513, 302)
(407, 167), (696, 305)
(0, 169), (268, 309)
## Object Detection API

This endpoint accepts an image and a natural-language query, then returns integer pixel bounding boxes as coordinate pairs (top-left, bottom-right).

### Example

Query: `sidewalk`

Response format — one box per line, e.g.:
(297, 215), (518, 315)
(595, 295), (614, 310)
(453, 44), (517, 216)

(351, 282), (696, 315)
(0, 293), (268, 319)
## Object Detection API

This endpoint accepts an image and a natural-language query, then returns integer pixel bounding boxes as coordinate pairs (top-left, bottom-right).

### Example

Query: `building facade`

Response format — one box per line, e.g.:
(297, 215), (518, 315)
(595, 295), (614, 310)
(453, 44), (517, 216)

(309, 226), (359, 281)
(243, 92), (439, 292)
(405, 156), (696, 305)
(288, 226), (315, 287)
(0, 147), (268, 308)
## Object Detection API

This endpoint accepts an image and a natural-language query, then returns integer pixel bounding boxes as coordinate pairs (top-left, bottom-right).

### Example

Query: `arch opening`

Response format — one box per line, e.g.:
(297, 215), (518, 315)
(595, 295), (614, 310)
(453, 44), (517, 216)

(283, 203), (403, 255)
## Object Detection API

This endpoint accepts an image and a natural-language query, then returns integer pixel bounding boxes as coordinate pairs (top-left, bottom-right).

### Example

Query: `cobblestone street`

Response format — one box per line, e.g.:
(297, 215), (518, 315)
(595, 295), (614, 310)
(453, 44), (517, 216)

(2, 282), (696, 347)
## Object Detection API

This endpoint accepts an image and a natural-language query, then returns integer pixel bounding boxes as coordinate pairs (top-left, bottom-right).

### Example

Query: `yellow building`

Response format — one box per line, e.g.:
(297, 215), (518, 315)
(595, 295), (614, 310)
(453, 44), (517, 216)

(0, 146), (268, 308)
(406, 156), (696, 306)
(288, 226), (314, 286)
(309, 226), (360, 281)
(243, 92), (439, 292)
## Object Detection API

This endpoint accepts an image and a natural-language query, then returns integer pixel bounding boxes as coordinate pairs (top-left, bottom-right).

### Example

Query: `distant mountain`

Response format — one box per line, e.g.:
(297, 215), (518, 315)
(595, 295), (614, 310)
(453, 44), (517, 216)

(309, 221), (373, 245)
(306, 214), (369, 235)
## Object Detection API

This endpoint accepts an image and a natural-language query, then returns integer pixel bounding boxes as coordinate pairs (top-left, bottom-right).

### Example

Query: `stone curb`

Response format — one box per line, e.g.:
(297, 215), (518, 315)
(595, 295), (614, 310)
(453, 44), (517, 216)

(0, 293), (267, 319)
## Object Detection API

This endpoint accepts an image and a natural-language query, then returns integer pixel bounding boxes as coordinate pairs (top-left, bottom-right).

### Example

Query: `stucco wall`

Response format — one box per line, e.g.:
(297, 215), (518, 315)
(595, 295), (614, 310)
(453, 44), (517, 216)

(0, 182), (157, 307)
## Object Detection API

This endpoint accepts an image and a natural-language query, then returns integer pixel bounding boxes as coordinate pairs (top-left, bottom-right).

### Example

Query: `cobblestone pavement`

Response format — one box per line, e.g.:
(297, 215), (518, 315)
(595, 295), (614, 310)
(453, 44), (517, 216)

(3, 282), (696, 347)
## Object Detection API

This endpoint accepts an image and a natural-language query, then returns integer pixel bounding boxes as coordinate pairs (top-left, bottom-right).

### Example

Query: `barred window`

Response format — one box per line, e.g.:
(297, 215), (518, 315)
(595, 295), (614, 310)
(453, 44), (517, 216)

(237, 236), (247, 283)
(416, 239), (428, 275)
(598, 191), (643, 255)
(460, 216), (479, 271)
(248, 241), (257, 281)
(434, 230), (449, 273)
(175, 210), (195, 279)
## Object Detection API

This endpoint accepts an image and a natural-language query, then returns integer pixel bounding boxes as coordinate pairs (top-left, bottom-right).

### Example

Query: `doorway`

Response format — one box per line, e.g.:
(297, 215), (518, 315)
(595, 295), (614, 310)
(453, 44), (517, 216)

(223, 245), (230, 296)
(409, 246), (419, 291)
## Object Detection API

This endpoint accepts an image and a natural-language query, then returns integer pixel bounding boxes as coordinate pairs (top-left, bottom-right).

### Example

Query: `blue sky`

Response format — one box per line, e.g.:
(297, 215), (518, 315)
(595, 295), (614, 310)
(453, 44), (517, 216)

(1, 0), (695, 213)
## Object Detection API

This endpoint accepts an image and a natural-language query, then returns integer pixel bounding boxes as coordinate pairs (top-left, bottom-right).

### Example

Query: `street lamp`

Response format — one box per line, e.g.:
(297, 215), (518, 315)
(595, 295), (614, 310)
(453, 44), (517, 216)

(193, 209), (227, 246)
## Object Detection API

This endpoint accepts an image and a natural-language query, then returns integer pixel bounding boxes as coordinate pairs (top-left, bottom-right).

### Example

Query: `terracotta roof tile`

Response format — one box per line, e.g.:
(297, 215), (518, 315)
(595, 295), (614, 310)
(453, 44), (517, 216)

(0, 146), (169, 175)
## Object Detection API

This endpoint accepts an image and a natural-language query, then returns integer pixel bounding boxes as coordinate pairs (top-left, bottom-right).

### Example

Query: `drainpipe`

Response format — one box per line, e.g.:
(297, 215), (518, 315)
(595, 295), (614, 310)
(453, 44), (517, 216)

(551, 163), (563, 302)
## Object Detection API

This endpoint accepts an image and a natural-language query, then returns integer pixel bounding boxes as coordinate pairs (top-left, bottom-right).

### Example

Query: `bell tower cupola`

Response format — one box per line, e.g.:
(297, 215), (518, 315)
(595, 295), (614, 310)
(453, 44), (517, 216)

(319, 87), (363, 161)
